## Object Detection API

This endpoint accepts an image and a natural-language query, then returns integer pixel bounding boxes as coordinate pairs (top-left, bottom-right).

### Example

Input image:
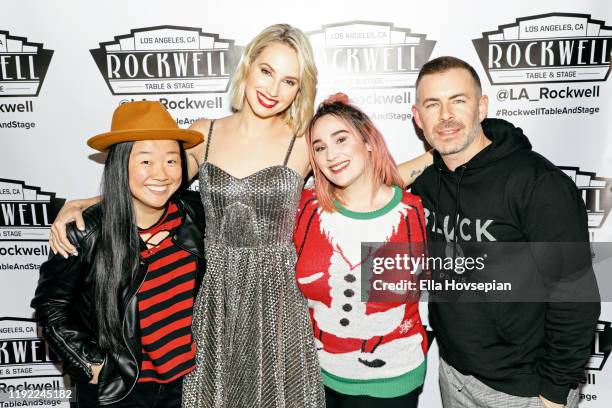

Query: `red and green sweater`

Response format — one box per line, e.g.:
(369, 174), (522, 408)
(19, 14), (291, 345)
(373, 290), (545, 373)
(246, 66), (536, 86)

(293, 186), (428, 398)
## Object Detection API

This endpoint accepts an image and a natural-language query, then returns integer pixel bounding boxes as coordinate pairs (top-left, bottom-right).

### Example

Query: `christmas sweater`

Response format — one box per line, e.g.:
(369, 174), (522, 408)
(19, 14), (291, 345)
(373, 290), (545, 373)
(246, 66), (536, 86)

(293, 186), (428, 398)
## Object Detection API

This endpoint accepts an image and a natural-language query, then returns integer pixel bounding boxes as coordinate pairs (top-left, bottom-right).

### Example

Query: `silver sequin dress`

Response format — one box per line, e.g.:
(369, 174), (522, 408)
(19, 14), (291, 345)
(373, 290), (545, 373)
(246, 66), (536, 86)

(182, 121), (325, 408)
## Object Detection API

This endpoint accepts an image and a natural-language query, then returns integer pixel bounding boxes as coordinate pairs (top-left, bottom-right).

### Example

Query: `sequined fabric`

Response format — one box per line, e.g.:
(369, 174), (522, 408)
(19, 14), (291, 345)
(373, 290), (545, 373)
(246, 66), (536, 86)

(182, 127), (324, 408)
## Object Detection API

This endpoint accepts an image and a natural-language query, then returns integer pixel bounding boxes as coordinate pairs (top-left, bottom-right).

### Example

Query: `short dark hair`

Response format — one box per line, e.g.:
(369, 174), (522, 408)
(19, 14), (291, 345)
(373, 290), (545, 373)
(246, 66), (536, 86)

(415, 56), (482, 95)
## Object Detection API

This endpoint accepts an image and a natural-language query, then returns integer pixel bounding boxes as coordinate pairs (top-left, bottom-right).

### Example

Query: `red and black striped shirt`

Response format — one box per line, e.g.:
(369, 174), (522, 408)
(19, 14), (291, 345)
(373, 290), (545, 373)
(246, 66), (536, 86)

(137, 202), (196, 383)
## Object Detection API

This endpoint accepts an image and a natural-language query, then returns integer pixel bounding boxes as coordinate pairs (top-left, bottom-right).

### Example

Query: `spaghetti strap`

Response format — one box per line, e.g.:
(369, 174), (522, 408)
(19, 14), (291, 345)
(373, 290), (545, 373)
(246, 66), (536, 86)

(283, 134), (297, 166)
(203, 120), (215, 163)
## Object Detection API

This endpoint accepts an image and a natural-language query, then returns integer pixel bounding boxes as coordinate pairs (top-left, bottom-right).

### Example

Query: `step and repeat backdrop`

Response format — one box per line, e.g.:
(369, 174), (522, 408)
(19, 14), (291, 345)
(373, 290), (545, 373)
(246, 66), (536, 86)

(1, 0), (611, 406)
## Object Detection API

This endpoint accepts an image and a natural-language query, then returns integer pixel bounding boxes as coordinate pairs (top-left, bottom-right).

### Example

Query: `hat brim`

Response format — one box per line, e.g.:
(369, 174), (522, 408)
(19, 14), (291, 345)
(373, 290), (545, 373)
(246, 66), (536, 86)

(87, 129), (204, 152)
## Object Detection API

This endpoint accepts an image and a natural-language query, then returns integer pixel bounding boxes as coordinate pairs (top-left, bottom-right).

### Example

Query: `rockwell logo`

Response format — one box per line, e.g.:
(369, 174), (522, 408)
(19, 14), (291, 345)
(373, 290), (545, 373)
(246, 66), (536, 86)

(0, 30), (53, 97)
(586, 320), (612, 371)
(0, 318), (61, 378)
(473, 13), (612, 85)
(0, 179), (64, 241)
(91, 25), (241, 95)
(119, 96), (224, 111)
(308, 21), (435, 89)
(559, 167), (612, 230)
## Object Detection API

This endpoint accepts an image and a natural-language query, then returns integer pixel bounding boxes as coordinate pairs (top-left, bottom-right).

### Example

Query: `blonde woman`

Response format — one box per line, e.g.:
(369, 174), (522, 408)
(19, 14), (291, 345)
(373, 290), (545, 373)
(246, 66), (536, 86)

(181, 24), (323, 408)
(49, 24), (433, 408)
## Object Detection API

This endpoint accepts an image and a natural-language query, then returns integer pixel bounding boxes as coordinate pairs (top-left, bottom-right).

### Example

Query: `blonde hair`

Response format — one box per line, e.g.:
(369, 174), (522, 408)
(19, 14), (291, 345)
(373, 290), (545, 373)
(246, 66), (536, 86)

(229, 24), (318, 136)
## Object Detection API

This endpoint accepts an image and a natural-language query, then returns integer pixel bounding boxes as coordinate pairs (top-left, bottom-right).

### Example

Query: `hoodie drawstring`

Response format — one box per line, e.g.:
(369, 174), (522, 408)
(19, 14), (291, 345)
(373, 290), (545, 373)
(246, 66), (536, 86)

(452, 165), (467, 257)
(433, 168), (443, 243)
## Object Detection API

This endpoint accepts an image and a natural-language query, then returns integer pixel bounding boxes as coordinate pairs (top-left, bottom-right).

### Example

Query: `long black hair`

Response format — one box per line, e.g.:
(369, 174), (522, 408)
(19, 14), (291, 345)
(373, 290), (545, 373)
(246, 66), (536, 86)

(94, 140), (188, 353)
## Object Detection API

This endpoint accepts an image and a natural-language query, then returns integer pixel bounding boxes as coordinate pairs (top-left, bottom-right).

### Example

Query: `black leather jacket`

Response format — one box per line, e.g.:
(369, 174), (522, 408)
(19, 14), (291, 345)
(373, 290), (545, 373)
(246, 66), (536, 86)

(31, 191), (204, 405)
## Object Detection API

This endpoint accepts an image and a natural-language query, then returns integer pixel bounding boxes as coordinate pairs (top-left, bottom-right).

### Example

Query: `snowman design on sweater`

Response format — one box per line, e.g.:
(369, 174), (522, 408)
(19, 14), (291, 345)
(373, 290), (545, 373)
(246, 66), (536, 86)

(294, 188), (428, 381)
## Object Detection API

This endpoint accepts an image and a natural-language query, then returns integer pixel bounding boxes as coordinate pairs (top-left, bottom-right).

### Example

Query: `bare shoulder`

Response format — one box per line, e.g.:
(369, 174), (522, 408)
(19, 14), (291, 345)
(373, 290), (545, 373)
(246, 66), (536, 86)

(187, 117), (234, 166)
(288, 135), (311, 177)
(185, 120), (208, 168)
(189, 118), (213, 133)
(293, 134), (309, 156)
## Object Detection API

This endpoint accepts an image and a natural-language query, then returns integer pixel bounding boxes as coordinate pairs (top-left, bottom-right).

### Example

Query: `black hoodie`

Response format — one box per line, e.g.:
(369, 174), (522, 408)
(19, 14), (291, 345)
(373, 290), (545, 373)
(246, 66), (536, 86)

(411, 118), (600, 404)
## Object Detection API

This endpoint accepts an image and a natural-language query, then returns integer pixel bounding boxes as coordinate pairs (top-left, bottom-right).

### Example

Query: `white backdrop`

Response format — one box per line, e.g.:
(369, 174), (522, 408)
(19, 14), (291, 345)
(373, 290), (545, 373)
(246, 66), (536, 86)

(1, 0), (611, 406)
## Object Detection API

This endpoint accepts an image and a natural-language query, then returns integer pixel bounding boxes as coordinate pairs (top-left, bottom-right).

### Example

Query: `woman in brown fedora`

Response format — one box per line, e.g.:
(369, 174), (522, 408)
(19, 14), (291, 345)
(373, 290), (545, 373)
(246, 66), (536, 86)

(32, 101), (206, 407)
(48, 24), (432, 408)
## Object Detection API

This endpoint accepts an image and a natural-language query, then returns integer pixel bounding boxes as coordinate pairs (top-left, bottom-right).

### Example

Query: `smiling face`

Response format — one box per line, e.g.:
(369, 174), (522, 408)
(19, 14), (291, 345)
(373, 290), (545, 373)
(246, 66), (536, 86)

(311, 114), (372, 190)
(128, 140), (182, 218)
(412, 68), (488, 160)
(243, 42), (301, 119)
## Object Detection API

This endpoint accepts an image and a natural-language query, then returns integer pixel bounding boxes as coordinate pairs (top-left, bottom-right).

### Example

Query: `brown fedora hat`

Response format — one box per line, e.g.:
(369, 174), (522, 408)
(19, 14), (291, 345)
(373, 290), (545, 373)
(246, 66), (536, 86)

(87, 101), (203, 152)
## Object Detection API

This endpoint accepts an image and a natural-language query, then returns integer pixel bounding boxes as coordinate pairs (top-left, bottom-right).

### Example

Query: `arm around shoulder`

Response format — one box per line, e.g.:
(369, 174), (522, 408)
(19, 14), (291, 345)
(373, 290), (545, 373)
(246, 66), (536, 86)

(398, 149), (434, 187)
(50, 196), (100, 257)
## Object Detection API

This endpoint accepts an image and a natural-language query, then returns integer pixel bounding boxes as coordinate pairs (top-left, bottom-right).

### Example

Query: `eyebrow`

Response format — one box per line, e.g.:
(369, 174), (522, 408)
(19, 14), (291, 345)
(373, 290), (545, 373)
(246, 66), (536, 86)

(133, 150), (180, 155)
(259, 63), (299, 82)
(311, 129), (349, 145)
(422, 93), (469, 104)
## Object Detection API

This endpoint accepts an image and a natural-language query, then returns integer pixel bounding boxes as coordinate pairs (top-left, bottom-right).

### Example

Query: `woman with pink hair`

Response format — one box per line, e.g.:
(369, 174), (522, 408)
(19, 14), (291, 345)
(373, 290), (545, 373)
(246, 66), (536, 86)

(294, 94), (428, 408)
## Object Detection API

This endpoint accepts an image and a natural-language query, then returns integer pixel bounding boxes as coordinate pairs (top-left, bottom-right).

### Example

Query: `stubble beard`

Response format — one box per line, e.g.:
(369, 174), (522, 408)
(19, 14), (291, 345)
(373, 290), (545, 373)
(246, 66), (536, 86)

(429, 119), (480, 157)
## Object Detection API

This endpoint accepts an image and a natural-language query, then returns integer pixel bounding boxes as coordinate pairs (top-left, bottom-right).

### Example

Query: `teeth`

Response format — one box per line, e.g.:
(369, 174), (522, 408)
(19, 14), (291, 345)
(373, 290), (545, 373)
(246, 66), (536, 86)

(331, 161), (349, 171)
(146, 185), (167, 192)
(259, 93), (276, 105)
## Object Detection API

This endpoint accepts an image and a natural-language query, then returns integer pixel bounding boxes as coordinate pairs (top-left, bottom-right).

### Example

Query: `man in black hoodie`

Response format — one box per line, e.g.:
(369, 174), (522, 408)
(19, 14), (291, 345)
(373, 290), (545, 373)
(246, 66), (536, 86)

(410, 56), (600, 408)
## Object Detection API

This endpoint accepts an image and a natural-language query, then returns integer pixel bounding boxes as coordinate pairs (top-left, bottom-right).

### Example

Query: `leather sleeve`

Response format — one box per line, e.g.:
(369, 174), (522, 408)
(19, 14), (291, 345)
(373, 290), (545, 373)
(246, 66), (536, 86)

(31, 224), (105, 383)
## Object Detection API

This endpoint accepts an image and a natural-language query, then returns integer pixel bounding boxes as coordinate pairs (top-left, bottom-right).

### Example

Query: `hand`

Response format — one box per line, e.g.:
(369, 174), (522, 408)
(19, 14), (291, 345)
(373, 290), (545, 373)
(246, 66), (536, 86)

(539, 395), (564, 408)
(49, 198), (97, 258)
(89, 362), (104, 385)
